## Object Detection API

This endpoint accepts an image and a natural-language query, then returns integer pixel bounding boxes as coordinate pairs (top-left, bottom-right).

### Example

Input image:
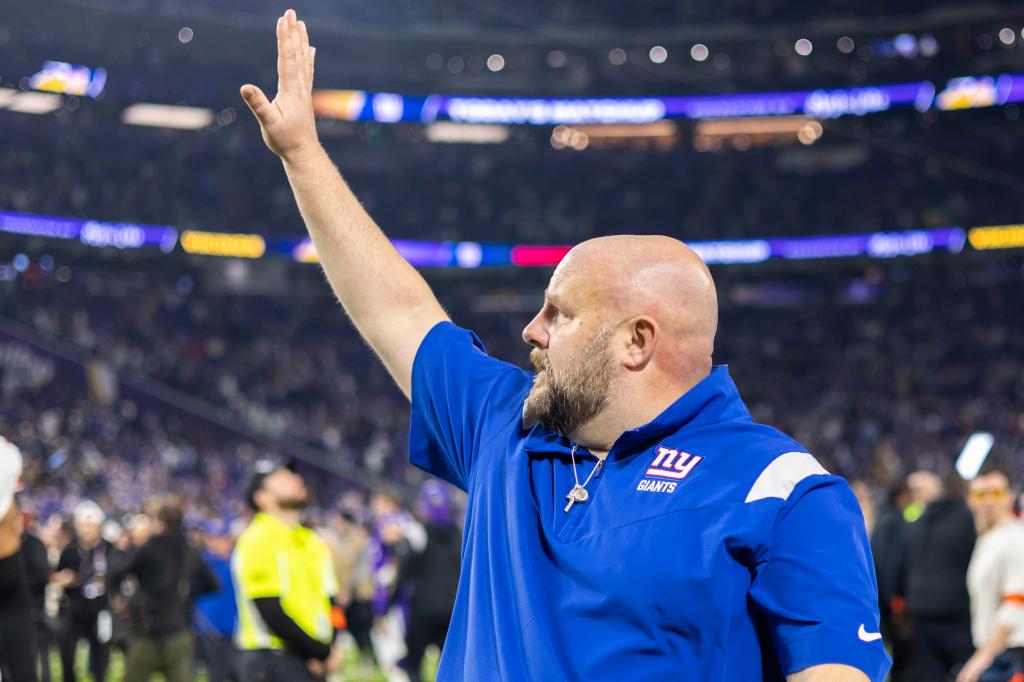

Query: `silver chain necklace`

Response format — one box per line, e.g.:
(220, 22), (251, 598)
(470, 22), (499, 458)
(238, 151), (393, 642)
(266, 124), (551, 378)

(563, 444), (605, 513)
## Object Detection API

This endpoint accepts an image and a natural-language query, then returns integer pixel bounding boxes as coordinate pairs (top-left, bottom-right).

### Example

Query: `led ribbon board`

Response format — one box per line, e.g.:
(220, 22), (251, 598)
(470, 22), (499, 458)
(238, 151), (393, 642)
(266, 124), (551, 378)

(312, 75), (1024, 126)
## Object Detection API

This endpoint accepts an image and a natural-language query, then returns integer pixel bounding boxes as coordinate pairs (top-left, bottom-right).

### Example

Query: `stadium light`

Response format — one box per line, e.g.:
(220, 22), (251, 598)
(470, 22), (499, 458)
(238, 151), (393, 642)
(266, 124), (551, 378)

(999, 28), (1016, 45)
(487, 54), (505, 72)
(425, 122), (510, 144)
(795, 39), (813, 56)
(122, 103), (214, 129)
(919, 35), (940, 57)
(447, 56), (465, 74)
(1, 91), (62, 114)
(956, 432), (995, 480)
(649, 46), (668, 64)
(690, 44), (709, 62)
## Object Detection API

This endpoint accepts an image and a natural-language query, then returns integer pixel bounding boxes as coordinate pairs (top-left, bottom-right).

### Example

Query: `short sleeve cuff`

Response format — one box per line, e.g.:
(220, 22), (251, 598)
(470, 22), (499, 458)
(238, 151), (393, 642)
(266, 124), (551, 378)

(996, 602), (1024, 632)
(778, 627), (893, 682)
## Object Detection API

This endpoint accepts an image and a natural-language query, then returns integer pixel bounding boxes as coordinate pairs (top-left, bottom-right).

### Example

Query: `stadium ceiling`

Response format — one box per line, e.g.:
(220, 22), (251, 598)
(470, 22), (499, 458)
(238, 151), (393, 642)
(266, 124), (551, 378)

(48, 0), (1024, 45)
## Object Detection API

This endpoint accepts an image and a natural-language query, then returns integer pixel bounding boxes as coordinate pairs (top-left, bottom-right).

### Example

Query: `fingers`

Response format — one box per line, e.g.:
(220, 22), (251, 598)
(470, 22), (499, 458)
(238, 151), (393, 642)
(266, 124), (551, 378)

(285, 10), (306, 92)
(298, 20), (315, 87)
(276, 15), (287, 93)
(240, 84), (276, 126)
(276, 10), (303, 93)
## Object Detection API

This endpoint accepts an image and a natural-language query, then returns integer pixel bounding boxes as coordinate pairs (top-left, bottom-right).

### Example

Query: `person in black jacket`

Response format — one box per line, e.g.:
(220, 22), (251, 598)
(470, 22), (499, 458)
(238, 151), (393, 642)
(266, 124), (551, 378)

(54, 500), (112, 682)
(872, 479), (912, 682)
(0, 501), (39, 682)
(901, 471), (977, 682)
(395, 480), (461, 682)
(110, 495), (218, 682)
(20, 520), (53, 682)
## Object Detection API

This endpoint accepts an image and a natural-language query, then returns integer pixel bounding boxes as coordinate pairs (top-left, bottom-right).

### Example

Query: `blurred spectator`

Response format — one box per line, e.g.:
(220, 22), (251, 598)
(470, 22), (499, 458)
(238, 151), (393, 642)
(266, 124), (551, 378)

(901, 472), (977, 682)
(106, 519), (136, 655)
(394, 480), (461, 682)
(368, 491), (424, 675)
(110, 494), (218, 682)
(0, 502), (37, 682)
(127, 514), (153, 548)
(872, 479), (913, 682)
(957, 466), (1024, 682)
(234, 466), (342, 681)
(319, 494), (377, 669)
(0, 438), (37, 682)
(905, 471), (943, 523)
(54, 500), (112, 682)
(193, 518), (239, 682)
(20, 516), (53, 682)
(852, 479), (878, 535)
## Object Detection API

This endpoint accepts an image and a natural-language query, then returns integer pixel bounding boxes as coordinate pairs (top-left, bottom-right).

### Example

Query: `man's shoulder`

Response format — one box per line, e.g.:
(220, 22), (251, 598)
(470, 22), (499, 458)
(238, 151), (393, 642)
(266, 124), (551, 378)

(667, 418), (829, 507)
(236, 516), (280, 547)
(298, 525), (331, 552)
(689, 413), (814, 459)
(997, 520), (1024, 546)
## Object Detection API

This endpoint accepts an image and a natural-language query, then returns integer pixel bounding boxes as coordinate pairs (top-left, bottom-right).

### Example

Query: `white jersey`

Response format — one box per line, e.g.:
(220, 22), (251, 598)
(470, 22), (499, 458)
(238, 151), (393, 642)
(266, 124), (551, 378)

(967, 519), (1024, 648)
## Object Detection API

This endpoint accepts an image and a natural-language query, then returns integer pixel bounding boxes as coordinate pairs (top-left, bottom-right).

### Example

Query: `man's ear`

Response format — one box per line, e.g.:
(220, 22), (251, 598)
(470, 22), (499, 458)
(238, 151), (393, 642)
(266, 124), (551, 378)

(623, 317), (657, 371)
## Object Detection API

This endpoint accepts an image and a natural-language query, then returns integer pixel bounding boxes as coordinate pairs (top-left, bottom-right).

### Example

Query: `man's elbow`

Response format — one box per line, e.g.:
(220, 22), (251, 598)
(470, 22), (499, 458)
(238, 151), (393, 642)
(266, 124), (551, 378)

(787, 664), (872, 682)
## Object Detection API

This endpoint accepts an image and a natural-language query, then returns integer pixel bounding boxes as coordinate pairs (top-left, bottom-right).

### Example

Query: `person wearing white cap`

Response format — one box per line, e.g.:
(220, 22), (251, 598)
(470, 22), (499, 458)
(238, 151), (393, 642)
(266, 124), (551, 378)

(0, 435), (38, 681)
(53, 499), (112, 682)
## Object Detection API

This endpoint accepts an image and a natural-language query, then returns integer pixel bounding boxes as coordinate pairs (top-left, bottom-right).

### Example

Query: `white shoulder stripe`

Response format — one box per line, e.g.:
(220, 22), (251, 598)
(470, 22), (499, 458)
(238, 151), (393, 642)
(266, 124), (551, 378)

(745, 451), (829, 503)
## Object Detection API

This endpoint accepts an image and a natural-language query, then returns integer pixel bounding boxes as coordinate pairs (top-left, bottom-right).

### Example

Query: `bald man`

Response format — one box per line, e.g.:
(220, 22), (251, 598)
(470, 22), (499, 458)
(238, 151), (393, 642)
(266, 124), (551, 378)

(240, 11), (890, 682)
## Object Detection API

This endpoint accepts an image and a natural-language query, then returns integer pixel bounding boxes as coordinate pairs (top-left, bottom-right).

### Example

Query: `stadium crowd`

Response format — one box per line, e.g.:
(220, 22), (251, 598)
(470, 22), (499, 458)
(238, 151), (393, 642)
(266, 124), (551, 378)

(2, 109), (1024, 246)
(1, 455), (461, 682)
(2, 254), (1021, 485)
(35, 0), (988, 29)
(0, 428), (1021, 681)
(0, 250), (1019, 680)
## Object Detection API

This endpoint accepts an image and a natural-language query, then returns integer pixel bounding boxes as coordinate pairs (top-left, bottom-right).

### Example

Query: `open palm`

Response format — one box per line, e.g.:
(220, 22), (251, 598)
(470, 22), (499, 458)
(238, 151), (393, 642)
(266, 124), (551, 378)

(240, 9), (320, 162)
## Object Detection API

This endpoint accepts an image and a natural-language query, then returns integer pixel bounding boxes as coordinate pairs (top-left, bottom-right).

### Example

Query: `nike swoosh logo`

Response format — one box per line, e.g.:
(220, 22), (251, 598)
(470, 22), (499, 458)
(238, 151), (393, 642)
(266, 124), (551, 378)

(858, 624), (883, 642)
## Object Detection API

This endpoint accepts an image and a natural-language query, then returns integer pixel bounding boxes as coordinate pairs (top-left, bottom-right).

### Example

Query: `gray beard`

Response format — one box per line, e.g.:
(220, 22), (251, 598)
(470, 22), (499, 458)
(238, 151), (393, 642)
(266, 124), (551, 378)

(524, 327), (616, 437)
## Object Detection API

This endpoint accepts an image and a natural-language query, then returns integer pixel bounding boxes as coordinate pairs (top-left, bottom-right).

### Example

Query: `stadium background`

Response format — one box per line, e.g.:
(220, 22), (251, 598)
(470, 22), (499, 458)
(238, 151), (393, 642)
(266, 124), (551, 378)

(2, 0), (1024, 679)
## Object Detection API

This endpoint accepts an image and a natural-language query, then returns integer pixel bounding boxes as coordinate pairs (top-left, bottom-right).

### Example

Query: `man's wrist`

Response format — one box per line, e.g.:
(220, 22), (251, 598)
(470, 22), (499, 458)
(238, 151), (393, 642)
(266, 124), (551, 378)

(974, 647), (998, 662)
(282, 143), (327, 168)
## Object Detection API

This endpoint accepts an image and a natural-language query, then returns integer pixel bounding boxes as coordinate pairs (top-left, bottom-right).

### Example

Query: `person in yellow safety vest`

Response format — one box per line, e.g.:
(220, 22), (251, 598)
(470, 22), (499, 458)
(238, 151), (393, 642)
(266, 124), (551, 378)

(233, 464), (345, 681)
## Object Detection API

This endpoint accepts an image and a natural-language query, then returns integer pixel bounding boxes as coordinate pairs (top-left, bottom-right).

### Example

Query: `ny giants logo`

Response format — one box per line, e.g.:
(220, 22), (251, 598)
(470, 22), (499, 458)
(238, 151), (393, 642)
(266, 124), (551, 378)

(645, 446), (703, 481)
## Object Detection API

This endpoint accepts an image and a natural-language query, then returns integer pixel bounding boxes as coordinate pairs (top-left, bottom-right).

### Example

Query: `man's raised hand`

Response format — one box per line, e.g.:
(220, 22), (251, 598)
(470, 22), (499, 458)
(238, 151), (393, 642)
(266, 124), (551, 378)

(237, 8), (449, 399)
(240, 9), (320, 162)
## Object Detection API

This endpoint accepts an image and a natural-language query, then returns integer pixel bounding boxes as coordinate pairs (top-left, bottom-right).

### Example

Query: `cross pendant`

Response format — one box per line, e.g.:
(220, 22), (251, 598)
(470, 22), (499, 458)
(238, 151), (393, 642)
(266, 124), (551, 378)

(563, 484), (589, 513)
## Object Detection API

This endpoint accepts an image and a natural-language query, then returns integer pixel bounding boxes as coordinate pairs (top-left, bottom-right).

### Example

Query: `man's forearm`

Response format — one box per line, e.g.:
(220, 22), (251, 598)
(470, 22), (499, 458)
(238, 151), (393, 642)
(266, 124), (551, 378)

(978, 623), (1011, 659)
(788, 664), (871, 682)
(253, 596), (332, 661)
(281, 149), (447, 397)
(240, 10), (447, 398)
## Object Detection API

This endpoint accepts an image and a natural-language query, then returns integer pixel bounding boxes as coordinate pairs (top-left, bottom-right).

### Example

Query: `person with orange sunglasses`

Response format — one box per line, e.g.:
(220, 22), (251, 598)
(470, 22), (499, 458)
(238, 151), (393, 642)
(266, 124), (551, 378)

(959, 466), (1024, 682)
